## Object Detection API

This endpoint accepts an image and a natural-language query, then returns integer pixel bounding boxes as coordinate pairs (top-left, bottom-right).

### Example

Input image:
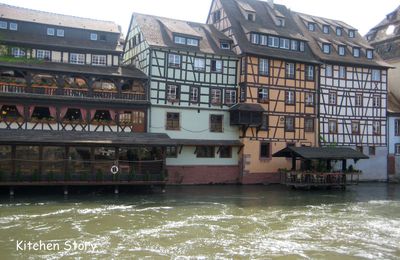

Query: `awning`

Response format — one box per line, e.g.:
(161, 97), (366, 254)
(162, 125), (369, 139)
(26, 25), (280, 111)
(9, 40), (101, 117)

(272, 146), (369, 160)
(229, 103), (265, 112)
(174, 139), (243, 147)
(0, 129), (176, 146)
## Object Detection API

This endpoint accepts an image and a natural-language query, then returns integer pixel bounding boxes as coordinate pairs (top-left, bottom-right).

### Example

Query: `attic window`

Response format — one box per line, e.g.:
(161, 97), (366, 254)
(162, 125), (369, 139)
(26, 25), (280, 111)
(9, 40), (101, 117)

(47, 28), (55, 36)
(9, 22), (18, 31)
(336, 27), (342, 36)
(213, 10), (221, 23)
(90, 33), (98, 41)
(322, 43), (331, 54)
(338, 45), (346, 56)
(308, 22), (315, 31)
(366, 49), (373, 59)
(174, 36), (199, 47)
(220, 42), (230, 49)
(323, 25), (330, 34)
(247, 13), (255, 21)
(174, 36), (186, 44)
(0, 21), (7, 29)
(348, 30), (356, 38)
(187, 38), (199, 46)
(277, 18), (285, 27)
(353, 47), (360, 57)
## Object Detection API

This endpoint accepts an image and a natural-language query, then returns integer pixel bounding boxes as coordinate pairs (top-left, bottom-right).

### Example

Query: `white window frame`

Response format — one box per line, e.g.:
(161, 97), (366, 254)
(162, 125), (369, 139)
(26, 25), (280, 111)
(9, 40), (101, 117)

(305, 93), (314, 106)
(36, 49), (51, 60)
(306, 65), (314, 80)
(353, 47), (360, 57)
(189, 87), (199, 103)
(280, 38), (290, 49)
(90, 33), (98, 41)
(299, 41), (305, 52)
(260, 35), (268, 46)
(168, 53), (181, 68)
(268, 36), (279, 48)
(308, 22), (315, 31)
(47, 27), (55, 36)
(258, 88), (269, 103)
(323, 25), (330, 34)
(328, 120), (337, 133)
(174, 36), (186, 45)
(259, 58), (269, 75)
(92, 55), (107, 66)
(9, 22), (17, 31)
(194, 58), (205, 71)
(286, 62), (295, 79)
(339, 66), (346, 79)
(329, 92), (336, 105)
(211, 89), (222, 105)
(336, 27), (342, 36)
(323, 43), (331, 54)
(325, 65), (333, 77)
(0, 21), (7, 29)
(187, 38), (199, 46)
(251, 33), (259, 44)
(373, 121), (381, 135)
(11, 47), (25, 57)
(57, 29), (64, 37)
(291, 40), (298, 51)
(349, 30), (355, 38)
(70, 53), (85, 65)
(211, 60), (223, 73)
(220, 42), (230, 49)
(372, 69), (381, 81)
(338, 46), (345, 56)
(286, 90), (295, 105)
(367, 49), (373, 59)
(167, 85), (179, 101)
(225, 89), (236, 105)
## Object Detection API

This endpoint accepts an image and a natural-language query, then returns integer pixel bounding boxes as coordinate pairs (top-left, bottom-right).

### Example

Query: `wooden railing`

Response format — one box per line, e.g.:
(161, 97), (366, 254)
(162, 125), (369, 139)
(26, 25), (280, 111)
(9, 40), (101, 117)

(0, 83), (25, 93)
(31, 85), (58, 96)
(280, 171), (361, 187)
(62, 87), (89, 97)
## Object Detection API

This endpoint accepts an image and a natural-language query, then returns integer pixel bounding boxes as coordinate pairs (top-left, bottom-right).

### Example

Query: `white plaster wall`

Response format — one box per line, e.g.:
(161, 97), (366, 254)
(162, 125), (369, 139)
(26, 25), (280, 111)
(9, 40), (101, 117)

(348, 146), (387, 181)
(166, 146), (239, 166)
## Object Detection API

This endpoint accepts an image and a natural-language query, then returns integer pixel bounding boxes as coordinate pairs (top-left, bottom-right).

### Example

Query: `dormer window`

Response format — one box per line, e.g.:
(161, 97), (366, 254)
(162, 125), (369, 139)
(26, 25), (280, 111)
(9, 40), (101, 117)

(9, 22), (17, 31)
(213, 10), (221, 23)
(308, 22), (315, 31)
(0, 21), (7, 29)
(323, 25), (330, 34)
(299, 41), (305, 52)
(338, 45), (346, 56)
(348, 30), (356, 38)
(260, 35), (268, 46)
(47, 28), (55, 36)
(174, 36), (186, 44)
(367, 49), (374, 59)
(336, 27), (342, 36)
(187, 38), (199, 46)
(251, 33), (259, 44)
(353, 47), (360, 57)
(268, 36), (279, 48)
(220, 42), (230, 49)
(291, 40), (298, 51)
(174, 36), (199, 47)
(280, 38), (289, 49)
(322, 43), (331, 54)
(57, 29), (64, 37)
(277, 18), (285, 27)
(90, 33), (98, 41)
(247, 13), (255, 21)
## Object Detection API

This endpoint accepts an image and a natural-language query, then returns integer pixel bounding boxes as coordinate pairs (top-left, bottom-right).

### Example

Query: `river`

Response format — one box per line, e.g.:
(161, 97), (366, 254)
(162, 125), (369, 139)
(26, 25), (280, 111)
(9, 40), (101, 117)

(0, 184), (399, 259)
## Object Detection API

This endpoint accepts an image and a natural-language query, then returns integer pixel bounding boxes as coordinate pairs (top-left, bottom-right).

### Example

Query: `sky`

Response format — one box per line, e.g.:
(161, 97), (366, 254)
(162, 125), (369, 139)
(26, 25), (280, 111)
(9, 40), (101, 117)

(1, 0), (398, 36)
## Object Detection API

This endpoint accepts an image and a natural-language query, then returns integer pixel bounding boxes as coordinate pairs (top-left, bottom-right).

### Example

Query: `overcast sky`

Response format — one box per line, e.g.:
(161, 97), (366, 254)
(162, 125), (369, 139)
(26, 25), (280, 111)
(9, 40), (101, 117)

(1, 0), (398, 36)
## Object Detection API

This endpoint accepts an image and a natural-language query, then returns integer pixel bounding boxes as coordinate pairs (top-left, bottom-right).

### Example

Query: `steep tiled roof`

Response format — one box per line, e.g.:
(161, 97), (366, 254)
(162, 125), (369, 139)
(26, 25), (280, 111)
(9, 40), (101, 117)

(293, 12), (390, 68)
(0, 3), (120, 33)
(218, 0), (319, 63)
(132, 13), (236, 57)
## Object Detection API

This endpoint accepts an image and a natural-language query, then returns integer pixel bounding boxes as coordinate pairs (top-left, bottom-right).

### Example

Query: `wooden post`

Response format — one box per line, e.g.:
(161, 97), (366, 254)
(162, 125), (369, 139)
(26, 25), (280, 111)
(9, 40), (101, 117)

(342, 159), (347, 172)
(291, 156), (296, 171)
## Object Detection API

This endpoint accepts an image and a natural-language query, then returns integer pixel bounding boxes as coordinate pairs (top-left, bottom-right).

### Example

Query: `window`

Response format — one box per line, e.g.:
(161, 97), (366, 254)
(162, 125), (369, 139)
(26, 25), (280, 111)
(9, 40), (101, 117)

(372, 69), (381, 81)
(197, 146), (215, 158)
(352, 121), (360, 134)
(258, 88), (269, 103)
(367, 49), (373, 59)
(194, 58), (205, 71)
(219, 146), (232, 158)
(336, 27), (342, 36)
(36, 50), (51, 60)
(100, 35), (107, 41)
(211, 89), (222, 105)
(210, 115), (223, 132)
(308, 22), (315, 31)
(56, 29), (64, 37)
(47, 27), (55, 36)
(119, 111), (132, 124)
(323, 43), (331, 54)
(286, 62), (295, 79)
(396, 144), (400, 155)
(92, 55), (107, 66)
(220, 42), (230, 49)
(166, 85), (179, 101)
(268, 36), (279, 48)
(395, 119), (400, 136)
(166, 146), (177, 158)
(189, 87), (199, 103)
(259, 58), (269, 75)
(70, 53), (85, 64)
(277, 18), (285, 27)
(325, 65), (333, 77)
(285, 90), (295, 105)
(305, 117), (314, 132)
(90, 33), (98, 41)
(353, 47), (360, 57)
(251, 33), (259, 44)
(280, 38), (290, 49)
(338, 45), (346, 56)
(306, 65), (314, 81)
(339, 66), (346, 79)
(369, 146), (376, 156)
(373, 95), (381, 107)
(348, 30), (356, 38)
(187, 38), (199, 46)
(355, 94), (362, 107)
(299, 42), (305, 52)
(285, 116), (295, 131)
(213, 10), (221, 23)
(261, 113), (269, 130)
(11, 47), (25, 57)
(166, 112), (180, 130)
(260, 142), (271, 159)
(305, 93), (314, 106)
(291, 40), (298, 51)
(260, 35), (268, 45)
(323, 25), (330, 34)
(373, 121), (381, 135)
(0, 21), (7, 29)
(329, 92), (336, 105)
(328, 120), (337, 133)
(9, 22), (17, 31)
(211, 60), (222, 73)
(240, 84), (246, 102)
(225, 89), (236, 105)
(247, 13), (255, 21)
(168, 53), (181, 68)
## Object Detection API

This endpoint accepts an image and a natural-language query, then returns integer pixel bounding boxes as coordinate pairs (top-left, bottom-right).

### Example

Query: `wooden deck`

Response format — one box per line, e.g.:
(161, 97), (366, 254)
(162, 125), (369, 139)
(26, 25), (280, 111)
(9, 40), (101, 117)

(280, 171), (360, 189)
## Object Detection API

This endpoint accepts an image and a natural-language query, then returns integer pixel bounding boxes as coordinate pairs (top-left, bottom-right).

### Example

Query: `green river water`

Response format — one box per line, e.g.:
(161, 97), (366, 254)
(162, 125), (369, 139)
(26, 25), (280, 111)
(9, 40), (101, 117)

(0, 184), (399, 259)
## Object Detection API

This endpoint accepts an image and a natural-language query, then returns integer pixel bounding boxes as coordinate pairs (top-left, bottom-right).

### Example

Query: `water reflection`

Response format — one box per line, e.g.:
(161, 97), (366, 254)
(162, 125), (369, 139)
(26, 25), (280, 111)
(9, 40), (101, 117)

(0, 184), (399, 259)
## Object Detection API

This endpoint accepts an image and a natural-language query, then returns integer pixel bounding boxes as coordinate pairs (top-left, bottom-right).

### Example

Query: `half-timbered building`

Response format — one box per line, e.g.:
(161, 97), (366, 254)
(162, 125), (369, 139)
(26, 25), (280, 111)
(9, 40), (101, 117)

(293, 11), (390, 180)
(123, 13), (241, 184)
(0, 4), (173, 189)
(207, 0), (320, 183)
(367, 6), (400, 180)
